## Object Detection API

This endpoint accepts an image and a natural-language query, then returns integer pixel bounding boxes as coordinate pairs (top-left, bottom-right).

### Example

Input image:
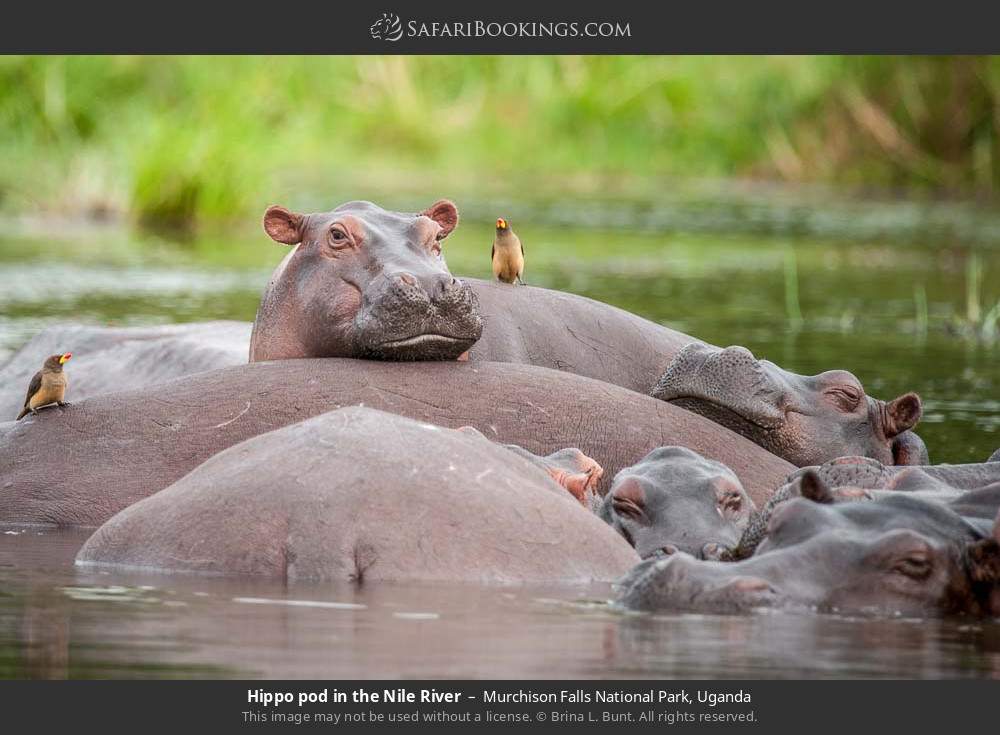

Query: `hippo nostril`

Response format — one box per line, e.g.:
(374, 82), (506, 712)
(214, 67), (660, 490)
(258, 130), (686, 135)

(397, 273), (417, 287)
(661, 544), (679, 556)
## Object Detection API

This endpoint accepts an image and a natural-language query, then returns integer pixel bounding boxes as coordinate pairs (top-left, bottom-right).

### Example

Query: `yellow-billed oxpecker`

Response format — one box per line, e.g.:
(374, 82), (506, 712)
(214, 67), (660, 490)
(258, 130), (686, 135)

(491, 217), (524, 285)
(16, 352), (72, 420)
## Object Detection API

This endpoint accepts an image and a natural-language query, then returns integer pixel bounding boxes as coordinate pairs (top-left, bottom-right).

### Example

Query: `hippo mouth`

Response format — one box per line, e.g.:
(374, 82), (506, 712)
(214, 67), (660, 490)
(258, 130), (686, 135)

(368, 331), (479, 361)
(380, 333), (470, 349)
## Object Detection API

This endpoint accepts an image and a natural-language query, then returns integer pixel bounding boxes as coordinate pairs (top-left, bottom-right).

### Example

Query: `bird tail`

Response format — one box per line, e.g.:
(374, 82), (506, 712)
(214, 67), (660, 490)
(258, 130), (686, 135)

(16, 407), (28, 421)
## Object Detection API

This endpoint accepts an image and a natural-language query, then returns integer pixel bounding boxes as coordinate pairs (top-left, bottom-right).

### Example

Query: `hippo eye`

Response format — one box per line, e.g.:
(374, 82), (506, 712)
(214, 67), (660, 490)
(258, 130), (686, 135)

(824, 386), (861, 412)
(893, 553), (932, 580)
(328, 226), (351, 249)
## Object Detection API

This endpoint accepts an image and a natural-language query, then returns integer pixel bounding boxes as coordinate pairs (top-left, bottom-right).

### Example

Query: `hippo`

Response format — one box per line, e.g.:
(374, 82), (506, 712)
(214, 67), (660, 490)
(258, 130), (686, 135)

(784, 455), (1000, 495)
(0, 322), (250, 421)
(990, 448), (1000, 463)
(0, 358), (794, 527)
(730, 457), (1000, 560)
(596, 447), (753, 561)
(615, 491), (1000, 617)
(249, 199), (692, 384)
(76, 407), (639, 582)
(250, 199), (482, 362)
(651, 343), (925, 467)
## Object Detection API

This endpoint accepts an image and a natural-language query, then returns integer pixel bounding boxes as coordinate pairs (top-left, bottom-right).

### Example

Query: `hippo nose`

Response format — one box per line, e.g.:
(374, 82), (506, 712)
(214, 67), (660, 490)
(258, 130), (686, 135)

(391, 272), (458, 299)
(432, 274), (459, 298)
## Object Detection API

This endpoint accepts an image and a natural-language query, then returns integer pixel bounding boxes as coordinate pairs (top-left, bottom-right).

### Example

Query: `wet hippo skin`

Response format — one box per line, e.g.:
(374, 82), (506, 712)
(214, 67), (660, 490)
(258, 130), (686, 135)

(76, 407), (640, 583)
(0, 359), (794, 527)
(466, 279), (693, 393)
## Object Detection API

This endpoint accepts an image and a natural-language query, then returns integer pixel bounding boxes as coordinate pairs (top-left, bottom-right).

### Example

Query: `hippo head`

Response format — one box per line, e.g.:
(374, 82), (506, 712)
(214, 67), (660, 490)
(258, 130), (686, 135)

(249, 200), (483, 362)
(616, 492), (1000, 618)
(651, 343), (924, 467)
(598, 447), (754, 561)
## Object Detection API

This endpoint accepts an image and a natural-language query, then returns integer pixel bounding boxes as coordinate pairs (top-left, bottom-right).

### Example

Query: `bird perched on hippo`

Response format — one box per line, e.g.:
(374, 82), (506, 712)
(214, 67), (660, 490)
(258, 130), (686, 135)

(16, 352), (72, 420)
(491, 217), (524, 284)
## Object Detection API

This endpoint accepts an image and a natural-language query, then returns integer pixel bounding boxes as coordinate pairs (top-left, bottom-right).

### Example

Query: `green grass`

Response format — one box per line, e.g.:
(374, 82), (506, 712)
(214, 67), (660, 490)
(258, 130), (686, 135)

(2, 56), (1000, 227)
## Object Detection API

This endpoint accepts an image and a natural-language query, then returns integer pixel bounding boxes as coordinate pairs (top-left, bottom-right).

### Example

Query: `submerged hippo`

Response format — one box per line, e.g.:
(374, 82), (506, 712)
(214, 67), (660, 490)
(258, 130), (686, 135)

(250, 199), (482, 362)
(0, 322), (250, 421)
(0, 359), (794, 527)
(77, 407), (639, 582)
(616, 491), (1000, 618)
(651, 343), (926, 467)
(728, 457), (1000, 560)
(597, 447), (753, 561)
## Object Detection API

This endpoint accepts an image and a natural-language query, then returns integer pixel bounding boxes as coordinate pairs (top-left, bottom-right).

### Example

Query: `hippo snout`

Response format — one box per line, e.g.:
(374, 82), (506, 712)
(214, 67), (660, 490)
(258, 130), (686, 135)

(617, 553), (781, 613)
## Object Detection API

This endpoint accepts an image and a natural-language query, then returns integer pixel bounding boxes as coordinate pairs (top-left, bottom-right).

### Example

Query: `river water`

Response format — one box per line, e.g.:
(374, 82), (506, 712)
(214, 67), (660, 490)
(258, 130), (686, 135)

(1, 197), (999, 678)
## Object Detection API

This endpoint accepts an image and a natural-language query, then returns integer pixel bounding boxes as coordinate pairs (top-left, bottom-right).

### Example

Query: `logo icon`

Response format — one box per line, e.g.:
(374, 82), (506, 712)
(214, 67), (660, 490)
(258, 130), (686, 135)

(370, 12), (403, 41)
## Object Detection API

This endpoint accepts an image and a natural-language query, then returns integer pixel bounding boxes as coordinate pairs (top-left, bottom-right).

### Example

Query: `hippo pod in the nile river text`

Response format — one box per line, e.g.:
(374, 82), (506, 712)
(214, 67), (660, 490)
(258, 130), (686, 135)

(0, 359), (793, 527)
(76, 407), (639, 583)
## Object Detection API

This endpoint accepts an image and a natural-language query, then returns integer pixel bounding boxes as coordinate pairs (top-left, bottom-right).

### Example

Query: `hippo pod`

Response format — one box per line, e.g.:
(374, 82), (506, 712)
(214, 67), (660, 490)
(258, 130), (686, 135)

(0, 322), (251, 421)
(76, 407), (639, 583)
(615, 490), (1000, 618)
(0, 358), (794, 527)
(651, 342), (927, 467)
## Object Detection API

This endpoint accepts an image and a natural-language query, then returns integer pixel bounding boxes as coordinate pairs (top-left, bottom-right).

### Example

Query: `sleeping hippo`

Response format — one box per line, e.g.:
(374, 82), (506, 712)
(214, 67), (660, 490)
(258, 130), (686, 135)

(251, 199), (482, 361)
(651, 343), (926, 467)
(0, 358), (794, 527)
(730, 457), (1000, 559)
(615, 491), (1000, 618)
(596, 447), (753, 561)
(76, 407), (639, 582)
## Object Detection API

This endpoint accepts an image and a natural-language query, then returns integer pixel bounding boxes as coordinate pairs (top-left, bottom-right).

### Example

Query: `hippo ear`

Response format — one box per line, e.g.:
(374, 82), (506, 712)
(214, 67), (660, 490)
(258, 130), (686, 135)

(422, 199), (459, 237)
(798, 469), (834, 504)
(884, 393), (922, 438)
(263, 205), (304, 245)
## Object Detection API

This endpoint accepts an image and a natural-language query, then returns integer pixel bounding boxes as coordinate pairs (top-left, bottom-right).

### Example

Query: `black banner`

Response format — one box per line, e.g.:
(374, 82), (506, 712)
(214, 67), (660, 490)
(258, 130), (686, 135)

(1, 0), (1000, 54)
(0, 680), (996, 731)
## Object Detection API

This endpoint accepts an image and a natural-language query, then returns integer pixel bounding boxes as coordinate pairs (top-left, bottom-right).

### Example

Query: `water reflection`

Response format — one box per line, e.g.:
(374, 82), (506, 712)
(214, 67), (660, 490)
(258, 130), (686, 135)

(2, 530), (999, 679)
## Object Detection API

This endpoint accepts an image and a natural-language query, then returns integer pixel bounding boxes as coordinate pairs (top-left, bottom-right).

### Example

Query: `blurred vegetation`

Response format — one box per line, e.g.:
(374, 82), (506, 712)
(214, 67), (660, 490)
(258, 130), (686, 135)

(1, 55), (1000, 228)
